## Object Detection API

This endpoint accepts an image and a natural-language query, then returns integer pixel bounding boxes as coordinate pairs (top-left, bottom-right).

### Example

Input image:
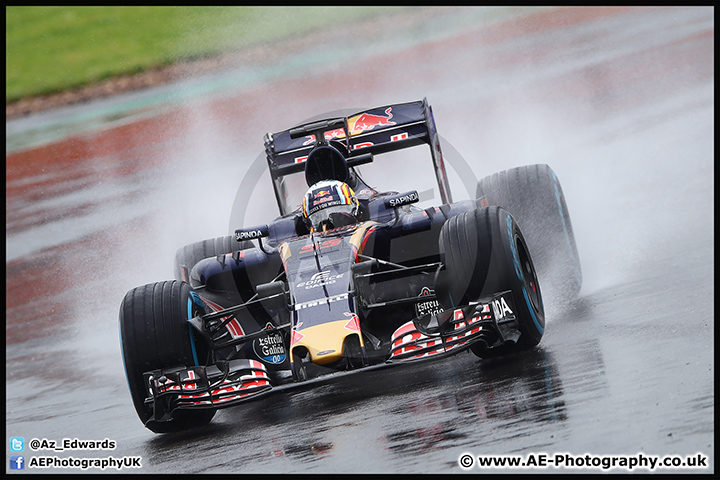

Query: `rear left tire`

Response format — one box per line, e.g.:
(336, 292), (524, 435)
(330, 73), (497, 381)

(477, 164), (581, 303)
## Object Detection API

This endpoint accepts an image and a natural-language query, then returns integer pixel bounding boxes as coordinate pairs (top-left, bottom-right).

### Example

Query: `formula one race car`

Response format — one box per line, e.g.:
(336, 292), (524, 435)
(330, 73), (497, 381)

(119, 98), (582, 433)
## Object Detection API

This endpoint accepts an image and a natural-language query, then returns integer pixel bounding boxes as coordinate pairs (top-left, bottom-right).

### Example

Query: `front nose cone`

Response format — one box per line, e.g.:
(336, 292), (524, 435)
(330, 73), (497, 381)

(291, 318), (364, 366)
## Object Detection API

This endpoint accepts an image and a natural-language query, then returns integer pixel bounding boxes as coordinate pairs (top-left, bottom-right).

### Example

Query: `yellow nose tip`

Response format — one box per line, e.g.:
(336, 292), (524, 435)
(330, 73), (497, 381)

(291, 319), (364, 365)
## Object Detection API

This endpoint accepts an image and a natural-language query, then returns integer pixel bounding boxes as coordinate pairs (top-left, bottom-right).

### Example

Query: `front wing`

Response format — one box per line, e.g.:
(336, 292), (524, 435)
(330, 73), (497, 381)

(388, 290), (521, 361)
(144, 359), (272, 423)
(141, 291), (520, 422)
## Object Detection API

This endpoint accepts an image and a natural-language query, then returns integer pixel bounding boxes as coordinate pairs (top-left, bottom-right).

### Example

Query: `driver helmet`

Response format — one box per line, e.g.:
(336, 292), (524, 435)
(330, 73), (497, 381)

(302, 180), (359, 232)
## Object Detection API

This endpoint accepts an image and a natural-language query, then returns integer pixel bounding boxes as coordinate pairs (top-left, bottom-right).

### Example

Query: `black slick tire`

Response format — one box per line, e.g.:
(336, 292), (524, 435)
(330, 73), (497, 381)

(174, 235), (251, 282)
(477, 164), (581, 302)
(435, 206), (545, 352)
(119, 280), (215, 433)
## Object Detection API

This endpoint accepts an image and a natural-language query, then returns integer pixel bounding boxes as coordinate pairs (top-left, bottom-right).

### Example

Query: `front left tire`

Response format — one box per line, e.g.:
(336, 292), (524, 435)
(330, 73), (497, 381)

(435, 206), (545, 353)
(119, 280), (215, 433)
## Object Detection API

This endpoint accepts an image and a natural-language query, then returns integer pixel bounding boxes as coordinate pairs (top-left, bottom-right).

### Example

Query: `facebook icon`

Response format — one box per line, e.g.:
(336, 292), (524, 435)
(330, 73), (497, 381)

(10, 455), (25, 470)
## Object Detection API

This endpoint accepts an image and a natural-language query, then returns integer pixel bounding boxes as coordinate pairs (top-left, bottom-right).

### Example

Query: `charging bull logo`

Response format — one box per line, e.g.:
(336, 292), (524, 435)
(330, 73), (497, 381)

(301, 108), (397, 144)
(351, 107), (396, 133)
(314, 189), (331, 198)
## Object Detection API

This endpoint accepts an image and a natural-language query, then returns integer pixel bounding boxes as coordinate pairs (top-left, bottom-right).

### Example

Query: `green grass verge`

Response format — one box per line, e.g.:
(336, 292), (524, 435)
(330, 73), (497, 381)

(6, 6), (398, 103)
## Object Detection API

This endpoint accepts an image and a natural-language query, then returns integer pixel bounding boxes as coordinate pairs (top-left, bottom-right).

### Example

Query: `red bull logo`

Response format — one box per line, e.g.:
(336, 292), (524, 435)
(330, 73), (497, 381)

(314, 189), (331, 198)
(324, 127), (347, 139)
(302, 128), (347, 145)
(350, 107), (396, 134)
(300, 108), (396, 145)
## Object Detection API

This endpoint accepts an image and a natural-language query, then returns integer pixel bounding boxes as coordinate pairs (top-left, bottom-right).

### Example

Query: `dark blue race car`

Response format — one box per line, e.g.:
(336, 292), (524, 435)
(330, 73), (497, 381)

(119, 98), (582, 433)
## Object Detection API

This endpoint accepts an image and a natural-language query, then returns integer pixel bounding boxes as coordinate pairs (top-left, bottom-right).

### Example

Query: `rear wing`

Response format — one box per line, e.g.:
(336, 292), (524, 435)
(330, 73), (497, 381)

(264, 98), (452, 215)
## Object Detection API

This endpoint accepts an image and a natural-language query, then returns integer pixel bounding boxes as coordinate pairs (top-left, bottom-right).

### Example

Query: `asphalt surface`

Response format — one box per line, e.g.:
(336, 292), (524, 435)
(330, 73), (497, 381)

(6, 7), (714, 474)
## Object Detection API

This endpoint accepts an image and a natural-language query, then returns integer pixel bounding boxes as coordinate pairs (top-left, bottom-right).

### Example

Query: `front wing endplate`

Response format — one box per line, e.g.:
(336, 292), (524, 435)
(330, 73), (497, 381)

(145, 359), (272, 418)
(388, 291), (518, 361)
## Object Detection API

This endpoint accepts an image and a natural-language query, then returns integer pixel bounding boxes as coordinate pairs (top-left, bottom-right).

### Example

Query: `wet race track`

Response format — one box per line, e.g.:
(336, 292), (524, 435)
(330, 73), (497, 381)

(6, 7), (714, 474)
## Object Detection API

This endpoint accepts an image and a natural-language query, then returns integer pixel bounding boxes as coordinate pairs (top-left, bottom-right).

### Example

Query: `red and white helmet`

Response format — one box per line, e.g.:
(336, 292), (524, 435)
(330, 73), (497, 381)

(302, 180), (359, 232)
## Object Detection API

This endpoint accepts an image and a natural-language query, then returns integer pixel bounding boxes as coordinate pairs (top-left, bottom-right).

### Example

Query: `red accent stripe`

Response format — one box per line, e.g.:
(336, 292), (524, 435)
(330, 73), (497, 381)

(360, 226), (376, 253)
